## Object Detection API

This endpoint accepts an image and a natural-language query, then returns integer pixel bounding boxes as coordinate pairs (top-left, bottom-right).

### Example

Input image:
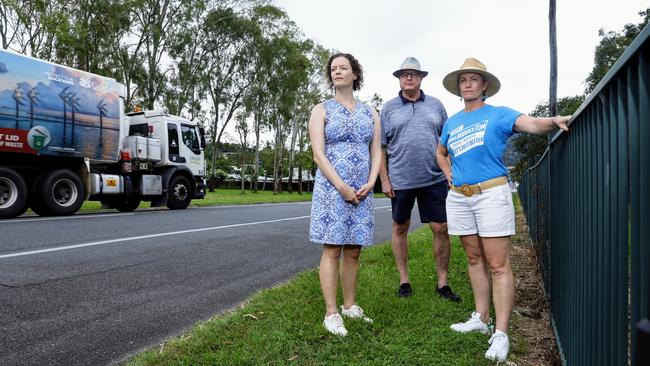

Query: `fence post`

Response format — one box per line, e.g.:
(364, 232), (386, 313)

(637, 319), (650, 366)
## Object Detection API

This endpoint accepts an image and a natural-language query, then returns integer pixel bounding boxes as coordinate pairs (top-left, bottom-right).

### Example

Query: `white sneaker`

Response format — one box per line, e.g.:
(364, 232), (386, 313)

(323, 313), (347, 336)
(450, 311), (492, 334)
(341, 304), (373, 323)
(485, 330), (510, 361)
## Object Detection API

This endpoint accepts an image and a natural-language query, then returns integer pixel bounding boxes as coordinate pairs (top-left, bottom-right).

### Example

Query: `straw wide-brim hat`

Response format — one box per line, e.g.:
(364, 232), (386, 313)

(392, 57), (428, 78)
(442, 57), (501, 97)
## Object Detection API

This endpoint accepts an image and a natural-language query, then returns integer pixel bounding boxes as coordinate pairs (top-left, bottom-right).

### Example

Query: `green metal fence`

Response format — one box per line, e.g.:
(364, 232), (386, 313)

(518, 24), (650, 366)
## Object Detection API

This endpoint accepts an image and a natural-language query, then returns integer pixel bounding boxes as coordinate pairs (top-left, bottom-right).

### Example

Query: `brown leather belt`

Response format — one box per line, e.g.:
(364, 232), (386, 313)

(451, 176), (508, 197)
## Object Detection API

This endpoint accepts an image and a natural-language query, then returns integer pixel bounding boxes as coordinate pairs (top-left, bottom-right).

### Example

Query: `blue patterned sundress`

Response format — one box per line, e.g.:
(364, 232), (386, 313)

(310, 99), (375, 246)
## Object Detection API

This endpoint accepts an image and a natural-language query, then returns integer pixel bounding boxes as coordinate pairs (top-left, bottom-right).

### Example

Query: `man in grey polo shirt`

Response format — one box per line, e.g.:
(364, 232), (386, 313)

(379, 57), (460, 302)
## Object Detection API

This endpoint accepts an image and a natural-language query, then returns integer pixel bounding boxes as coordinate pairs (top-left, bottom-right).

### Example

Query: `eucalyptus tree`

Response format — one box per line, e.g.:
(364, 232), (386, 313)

(203, 7), (258, 146)
(244, 4), (288, 192)
(200, 5), (258, 177)
(286, 42), (327, 194)
(47, 0), (133, 77)
(77, 0), (147, 109)
(0, 0), (67, 58)
(262, 36), (309, 194)
(0, 0), (26, 50)
(112, 39), (147, 109)
(126, 0), (201, 109)
(244, 39), (273, 192)
(164, 5), (210, 119)
(286, 90), (311, 194)
(1, 0), (142, 107)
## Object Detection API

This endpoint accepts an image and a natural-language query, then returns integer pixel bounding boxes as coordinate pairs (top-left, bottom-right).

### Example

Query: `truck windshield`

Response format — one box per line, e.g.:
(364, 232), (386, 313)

(181, 124), (201, 155)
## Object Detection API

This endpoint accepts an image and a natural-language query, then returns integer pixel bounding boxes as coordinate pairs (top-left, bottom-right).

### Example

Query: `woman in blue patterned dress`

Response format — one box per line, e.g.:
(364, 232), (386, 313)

(308, 53), (381, 336)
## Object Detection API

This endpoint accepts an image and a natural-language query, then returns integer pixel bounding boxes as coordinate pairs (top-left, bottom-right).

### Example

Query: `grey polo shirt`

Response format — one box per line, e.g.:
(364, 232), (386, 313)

(380, 90), (448, 190)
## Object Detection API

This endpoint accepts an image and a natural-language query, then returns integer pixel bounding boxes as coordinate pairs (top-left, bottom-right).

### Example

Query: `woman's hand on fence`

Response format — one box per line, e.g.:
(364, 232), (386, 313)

(553, 115), (571, 132)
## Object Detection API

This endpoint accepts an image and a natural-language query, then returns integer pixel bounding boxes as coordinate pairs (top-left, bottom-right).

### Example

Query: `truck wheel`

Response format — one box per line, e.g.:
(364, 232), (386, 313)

(35, 169), (85, 216)
(112, 197), (141, 212)
(0, 168), (28, 219)
(167, 175), (192, 210)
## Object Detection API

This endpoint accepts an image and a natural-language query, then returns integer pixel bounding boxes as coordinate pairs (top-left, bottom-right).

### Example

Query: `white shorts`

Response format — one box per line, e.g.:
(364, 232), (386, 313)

(446, 183), (516, 237)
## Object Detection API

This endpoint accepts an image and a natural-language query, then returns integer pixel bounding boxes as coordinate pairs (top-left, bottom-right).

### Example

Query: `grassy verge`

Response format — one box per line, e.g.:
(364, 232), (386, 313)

(129, 230), (518, 365)
(79, 189), (314, 212)
(81, 189), (386, 212)
(192, 188), (314, 207)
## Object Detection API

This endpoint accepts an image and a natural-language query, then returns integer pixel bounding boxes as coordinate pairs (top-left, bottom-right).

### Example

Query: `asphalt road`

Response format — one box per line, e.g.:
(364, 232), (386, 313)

(0, 198), (425, 365)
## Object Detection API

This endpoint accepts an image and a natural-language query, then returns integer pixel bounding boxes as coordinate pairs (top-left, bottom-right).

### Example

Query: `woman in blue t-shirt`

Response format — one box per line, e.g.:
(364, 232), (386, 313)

(435, 57), (570, 362)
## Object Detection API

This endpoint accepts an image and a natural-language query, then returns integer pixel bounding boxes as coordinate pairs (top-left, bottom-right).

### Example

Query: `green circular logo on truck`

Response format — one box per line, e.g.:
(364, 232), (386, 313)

(27, 126), (51, 151)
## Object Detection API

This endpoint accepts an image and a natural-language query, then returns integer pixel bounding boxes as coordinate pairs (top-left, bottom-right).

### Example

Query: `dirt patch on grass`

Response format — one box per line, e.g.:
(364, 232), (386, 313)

(510, 205), (562, 366)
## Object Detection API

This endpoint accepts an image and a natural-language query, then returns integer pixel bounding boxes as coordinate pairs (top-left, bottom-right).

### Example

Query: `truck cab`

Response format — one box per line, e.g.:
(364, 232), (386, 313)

(118, 109), (207, 210)
(126, 109), (206, 177)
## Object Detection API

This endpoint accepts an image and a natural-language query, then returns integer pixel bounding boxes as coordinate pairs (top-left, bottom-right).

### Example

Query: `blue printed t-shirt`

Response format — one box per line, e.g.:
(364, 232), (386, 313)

(380, 90), (448, 190)
(440, 104), (522, 185)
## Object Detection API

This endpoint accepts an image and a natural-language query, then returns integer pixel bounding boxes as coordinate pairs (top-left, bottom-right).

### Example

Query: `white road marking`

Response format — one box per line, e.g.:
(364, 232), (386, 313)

(0, 204), (394, 259)
(0, 216), (310, 259)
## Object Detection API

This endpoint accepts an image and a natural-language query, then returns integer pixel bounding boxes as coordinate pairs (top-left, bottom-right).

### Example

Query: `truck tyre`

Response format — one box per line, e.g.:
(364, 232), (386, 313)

(34, 169), (85, 216)
(167, 175), (192, 210)
(0, 168), (28, 219)
(111, 197), (141, 212)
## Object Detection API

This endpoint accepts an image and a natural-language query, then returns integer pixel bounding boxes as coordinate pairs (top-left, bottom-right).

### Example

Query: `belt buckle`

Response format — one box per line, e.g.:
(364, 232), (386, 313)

(460, 184), (473, 197)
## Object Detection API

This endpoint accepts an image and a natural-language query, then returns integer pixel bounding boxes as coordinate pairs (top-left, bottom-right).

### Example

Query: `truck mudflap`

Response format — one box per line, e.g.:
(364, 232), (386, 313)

(194, 177), (206, 199)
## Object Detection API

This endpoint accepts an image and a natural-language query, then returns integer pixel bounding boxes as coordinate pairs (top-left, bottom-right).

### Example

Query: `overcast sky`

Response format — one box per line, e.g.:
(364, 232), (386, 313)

(273, 0), (649, 116)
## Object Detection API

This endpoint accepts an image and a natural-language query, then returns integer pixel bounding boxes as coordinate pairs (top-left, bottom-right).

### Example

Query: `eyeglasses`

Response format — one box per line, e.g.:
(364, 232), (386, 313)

(399, 72), (421, 80)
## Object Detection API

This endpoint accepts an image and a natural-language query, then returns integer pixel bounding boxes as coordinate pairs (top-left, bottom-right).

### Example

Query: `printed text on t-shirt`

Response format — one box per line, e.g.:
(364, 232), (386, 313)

(447, 120), (488, 157)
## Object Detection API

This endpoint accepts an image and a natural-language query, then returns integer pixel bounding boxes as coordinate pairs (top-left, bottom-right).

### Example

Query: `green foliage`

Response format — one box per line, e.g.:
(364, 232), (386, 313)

(210, 169), (228, 182)
(585, 8), (650, 93)
(510, 95), (584, 182)
(511, 7), (649, 182)
(367, 93), (383, 114)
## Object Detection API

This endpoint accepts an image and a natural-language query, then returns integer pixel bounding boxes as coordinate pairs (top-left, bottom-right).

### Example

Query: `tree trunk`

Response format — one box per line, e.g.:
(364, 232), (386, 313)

(287, 116), (299, 194)
(210, 115), (218, 178)
(209, 89), (221, 177)
(252, 113), (261, 193)
(240, 157), (245, 193)
(298, 128), (306, 195)
(272, 117), (284, 195)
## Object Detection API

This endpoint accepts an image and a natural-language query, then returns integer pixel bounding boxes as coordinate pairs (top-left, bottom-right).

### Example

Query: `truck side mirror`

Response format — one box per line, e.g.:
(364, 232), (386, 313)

(199, 127), (207, 149)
